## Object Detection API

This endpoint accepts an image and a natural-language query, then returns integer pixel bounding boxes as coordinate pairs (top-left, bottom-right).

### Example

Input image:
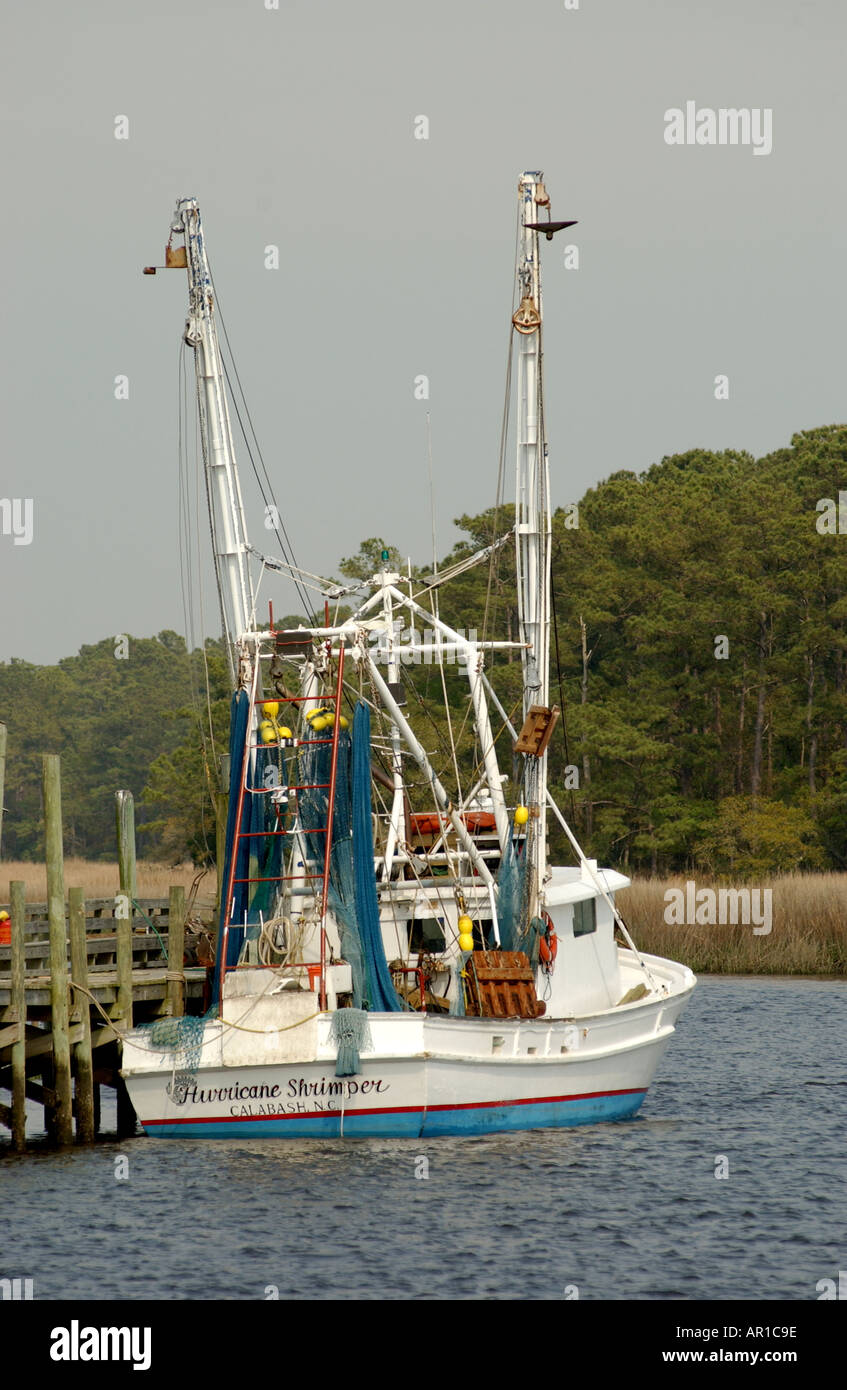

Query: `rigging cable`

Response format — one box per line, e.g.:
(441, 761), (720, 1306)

(208, 260), (314, 620)
(481, 192), (522, 657)
(425, 411), (463, 804)
(550, 573), (579, 835)
(192, 368), (220, 860)
(176, 341), (217, 861)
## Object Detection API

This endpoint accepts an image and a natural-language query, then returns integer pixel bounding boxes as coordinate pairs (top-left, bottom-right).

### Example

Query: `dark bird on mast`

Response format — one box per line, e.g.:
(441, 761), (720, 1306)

(524, 219), (578, 241)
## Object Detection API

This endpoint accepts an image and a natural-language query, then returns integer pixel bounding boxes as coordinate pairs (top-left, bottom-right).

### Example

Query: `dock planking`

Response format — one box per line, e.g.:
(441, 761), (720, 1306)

(0, 756), (218, 1149)
(0, 762), (215, 1148)
(0, 889), (210, 1147)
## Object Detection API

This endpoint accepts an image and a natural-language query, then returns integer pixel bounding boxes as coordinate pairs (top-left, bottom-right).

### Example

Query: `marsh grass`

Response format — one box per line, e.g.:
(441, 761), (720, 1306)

(617, 873), (847, 976)
(0, 858), (214, 907)
(3, 862), (845, 974)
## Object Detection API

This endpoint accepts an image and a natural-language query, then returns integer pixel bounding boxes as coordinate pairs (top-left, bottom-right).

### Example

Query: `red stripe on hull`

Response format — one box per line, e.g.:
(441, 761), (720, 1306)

(145, 1086), (647, 1128)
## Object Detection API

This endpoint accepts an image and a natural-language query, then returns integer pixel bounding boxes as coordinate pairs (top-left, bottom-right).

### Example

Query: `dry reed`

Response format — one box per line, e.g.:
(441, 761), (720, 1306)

(617, 873), (847, 976)
(0, 858), (215, 907)
(4, 862), (844, 974)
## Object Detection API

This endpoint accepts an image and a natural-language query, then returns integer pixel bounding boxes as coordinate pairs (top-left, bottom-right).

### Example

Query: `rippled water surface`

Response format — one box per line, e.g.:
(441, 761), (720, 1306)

(2, 977), (845, 1300)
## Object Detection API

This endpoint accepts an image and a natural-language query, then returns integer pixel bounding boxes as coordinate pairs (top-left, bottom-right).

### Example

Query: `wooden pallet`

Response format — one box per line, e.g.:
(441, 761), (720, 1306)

(465, 950), (546, 1019)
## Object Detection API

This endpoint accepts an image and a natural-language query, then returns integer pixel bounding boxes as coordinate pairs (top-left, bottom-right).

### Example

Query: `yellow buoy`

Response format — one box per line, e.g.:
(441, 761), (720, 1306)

(339, 715), (349, 729)
(311, 716), (328, 732)
(514, 805), (530, 826)
(458, 932), (475, 953)
(260, 726), (278, 744)
(323, 712), (335, 727)
(261, 701), (280, 719)
(277, 726), (293, 740)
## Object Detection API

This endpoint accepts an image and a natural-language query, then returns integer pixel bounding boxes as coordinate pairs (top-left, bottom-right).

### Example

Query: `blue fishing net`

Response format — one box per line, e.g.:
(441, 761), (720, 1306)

(298, 727), (366, 1007)
(140, 1010), (216, 1087)
(329, 1007), (373, 1076)
(495, 839), (540, 966)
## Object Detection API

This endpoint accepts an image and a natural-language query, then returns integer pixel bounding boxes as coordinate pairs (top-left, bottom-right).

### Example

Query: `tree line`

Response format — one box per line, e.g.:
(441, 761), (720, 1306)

(2, 424), (846, 878)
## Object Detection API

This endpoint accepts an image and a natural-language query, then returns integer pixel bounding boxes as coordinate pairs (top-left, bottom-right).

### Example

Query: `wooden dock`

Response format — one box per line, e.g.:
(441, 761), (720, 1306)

(0, 890), (211, 1149)
(0, 753), (217, 1150)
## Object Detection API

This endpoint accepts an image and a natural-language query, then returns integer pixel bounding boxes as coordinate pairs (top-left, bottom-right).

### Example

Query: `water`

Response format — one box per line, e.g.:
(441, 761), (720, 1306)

(1, 976), (844, 1300)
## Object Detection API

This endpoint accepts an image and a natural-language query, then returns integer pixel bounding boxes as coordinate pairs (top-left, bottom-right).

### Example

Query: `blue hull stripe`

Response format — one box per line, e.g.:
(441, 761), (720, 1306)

(141, 1087), (647, 1138)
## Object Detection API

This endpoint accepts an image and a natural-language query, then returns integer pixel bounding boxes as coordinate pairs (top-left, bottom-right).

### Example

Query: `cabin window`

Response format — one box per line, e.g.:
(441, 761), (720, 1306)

(409, 917), (446, 952)
(572, 898), (597, 937)
(475, 919), (497, 950)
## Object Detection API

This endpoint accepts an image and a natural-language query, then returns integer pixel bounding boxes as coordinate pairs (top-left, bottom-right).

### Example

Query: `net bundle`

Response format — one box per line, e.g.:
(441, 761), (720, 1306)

(329, 1007), (373, 1077)
(141, 1012), (213, 1086)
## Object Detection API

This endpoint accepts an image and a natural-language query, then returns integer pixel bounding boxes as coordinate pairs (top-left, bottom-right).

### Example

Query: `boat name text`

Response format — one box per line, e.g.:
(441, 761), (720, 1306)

(167, 1076), (390, 1109)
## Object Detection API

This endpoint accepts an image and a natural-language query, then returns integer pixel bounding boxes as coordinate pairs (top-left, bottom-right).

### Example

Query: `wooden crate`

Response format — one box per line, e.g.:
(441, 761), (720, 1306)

(514, 705), (560, 757)
(465, 951), (545, 1019)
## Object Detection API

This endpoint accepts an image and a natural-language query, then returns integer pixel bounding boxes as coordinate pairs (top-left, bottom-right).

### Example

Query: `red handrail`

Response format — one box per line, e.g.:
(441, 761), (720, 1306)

(391, 965), (428, 1011)
(318, 647), (345, 1011)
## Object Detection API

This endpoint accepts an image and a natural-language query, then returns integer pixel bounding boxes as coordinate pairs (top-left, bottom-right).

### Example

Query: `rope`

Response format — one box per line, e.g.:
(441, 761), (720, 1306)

(550, 574), (579, 830)
(193, 393), (222, 859)
(423, 411), (463, 803)
(176, 336), (220, 864)
(480, 204), (521, 655)
(414, 529), (514, 596)
(209, 262), (313, 619)
(220, 1007), (321, 1034)
(130, 899), (168, 960)
(257, 914), (305, 968)
(246, 545), (356, 600)
(69, 981), (126, 1036)
(70, 953), (322, 1050)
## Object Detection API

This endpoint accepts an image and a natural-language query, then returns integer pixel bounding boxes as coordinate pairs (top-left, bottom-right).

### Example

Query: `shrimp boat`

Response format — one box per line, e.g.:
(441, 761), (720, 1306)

(121, 172), (696, 1137)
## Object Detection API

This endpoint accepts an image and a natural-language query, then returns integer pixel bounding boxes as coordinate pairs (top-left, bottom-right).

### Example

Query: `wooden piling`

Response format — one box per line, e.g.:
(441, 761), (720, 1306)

(1, 883), (210, 1149)
(114, 790), (137, 1140)
(115, 1078), (136, 1139)
(115, 789), (137, 907)
(68, 886), (95, 1143)
(167, 885), (186, 1018)
(42, 1056), (58, 1143)
(116, 917), (133, 1028)
(9, 880), (27, 1151)
(42, 754), (73, 1145)
(114, 792), (135, 1027)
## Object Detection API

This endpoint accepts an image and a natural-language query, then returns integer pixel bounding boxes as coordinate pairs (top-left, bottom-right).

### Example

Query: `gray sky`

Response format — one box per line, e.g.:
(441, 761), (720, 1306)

(2, 0), (845, 664)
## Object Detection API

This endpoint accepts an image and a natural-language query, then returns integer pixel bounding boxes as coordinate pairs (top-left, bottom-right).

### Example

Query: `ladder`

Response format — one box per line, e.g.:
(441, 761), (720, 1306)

(218, 646), (346, 1010)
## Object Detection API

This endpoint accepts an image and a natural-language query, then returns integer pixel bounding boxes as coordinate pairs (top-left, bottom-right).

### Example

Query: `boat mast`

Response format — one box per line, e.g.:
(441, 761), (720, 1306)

(171, 198), (256, 689)
(376, 560), (409, 876)
(514, 171), (552, 909)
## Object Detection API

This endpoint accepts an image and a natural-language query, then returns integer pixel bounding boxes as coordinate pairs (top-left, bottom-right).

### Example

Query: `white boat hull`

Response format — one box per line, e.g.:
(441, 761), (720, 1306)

(121, 953), (695, 1138)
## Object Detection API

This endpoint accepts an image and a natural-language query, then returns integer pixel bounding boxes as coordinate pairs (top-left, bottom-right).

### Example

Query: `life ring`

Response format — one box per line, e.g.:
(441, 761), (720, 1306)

(539, 912), (558, 968)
